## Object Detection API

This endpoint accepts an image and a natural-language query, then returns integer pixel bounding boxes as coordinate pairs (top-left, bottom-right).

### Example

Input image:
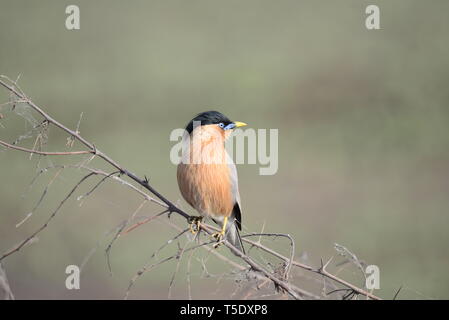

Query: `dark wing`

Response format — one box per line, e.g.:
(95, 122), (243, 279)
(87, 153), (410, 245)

(228, 159), (242, 230)
(232, 202), (242, 231)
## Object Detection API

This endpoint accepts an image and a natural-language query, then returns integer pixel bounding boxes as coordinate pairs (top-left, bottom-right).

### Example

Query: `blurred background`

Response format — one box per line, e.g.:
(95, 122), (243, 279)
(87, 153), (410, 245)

(1, 0), (448, 299)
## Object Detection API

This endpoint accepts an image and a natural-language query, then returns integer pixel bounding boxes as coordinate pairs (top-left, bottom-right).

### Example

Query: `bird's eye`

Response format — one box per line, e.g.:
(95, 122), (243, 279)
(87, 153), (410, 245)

(218, 123), (225, 128)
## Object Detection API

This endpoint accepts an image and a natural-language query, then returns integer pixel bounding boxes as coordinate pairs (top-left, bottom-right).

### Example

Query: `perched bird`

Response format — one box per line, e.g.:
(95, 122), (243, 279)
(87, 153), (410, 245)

(177, 111), (247, 253)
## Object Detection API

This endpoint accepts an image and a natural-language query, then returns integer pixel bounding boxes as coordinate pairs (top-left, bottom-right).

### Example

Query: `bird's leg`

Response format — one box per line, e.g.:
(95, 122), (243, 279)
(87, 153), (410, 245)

(188, 216), (203, 235)
(212, 216), (228, 248)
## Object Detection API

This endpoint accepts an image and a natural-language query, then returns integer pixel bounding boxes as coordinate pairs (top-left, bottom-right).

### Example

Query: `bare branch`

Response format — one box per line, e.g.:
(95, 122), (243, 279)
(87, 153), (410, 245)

(16, 166), (64, 228)
(0, 77), (382, 300)
(0, 139), (92, 156)
(240, 237), (381, 300)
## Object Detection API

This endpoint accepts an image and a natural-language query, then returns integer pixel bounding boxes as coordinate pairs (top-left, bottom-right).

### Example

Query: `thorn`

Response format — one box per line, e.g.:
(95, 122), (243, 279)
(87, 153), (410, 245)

(144, 175), (149, 184)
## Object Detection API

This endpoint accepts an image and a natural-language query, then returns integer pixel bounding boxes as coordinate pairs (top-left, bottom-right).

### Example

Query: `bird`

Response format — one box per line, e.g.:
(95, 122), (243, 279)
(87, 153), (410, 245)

(177, 111), (247, 254)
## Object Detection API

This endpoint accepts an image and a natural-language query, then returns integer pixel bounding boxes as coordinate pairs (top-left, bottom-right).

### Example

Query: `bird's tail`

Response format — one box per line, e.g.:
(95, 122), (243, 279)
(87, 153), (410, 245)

(226, 218), (245, 255)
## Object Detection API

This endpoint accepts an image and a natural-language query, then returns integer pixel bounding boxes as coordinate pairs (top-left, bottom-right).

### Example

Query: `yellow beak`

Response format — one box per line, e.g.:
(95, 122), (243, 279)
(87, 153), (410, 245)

(234, 121), (247, 128)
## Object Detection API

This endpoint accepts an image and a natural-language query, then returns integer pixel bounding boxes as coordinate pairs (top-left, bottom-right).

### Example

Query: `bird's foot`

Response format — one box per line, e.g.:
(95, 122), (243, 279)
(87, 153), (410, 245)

(212, 231), (225, 248)
(211, 216), (228, 249)
(188, 216), (203, 235)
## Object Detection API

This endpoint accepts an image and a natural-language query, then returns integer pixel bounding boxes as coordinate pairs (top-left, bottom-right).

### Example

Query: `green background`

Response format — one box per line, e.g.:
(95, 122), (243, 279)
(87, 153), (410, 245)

(1, 0), (448, 299)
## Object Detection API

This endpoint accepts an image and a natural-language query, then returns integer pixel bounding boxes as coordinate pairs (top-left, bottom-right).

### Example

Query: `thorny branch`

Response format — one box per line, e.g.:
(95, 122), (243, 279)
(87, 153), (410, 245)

(0, 76), (381, 300)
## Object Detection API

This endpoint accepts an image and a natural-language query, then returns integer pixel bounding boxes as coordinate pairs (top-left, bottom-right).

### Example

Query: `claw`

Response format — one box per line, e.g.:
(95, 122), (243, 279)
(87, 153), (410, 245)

(212, 231), (224, 241)
(212, 231), (225, 248)
(211, 216), (228, 249)
(188, 216), (203, 235)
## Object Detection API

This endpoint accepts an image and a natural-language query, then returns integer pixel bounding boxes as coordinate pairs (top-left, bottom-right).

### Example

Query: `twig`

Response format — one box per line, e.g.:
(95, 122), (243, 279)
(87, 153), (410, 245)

(241, 237), (381, 300)
(0, 173), (96, 262)
(186, 244), (196, 300)
(242, 232), (295, 281)
(167, 237), (192, 298)
(16, 166), (64, 228)
(0, 139), (92, 156)
(77, 171), (121, 203)
(124, 239), (214, 299)
(393, 285), (403, 300)
(121, 209), (169, 235)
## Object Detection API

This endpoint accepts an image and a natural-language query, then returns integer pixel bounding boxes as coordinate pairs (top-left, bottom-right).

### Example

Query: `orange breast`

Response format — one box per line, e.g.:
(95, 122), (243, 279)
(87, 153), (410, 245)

(177, 162), (234, 218)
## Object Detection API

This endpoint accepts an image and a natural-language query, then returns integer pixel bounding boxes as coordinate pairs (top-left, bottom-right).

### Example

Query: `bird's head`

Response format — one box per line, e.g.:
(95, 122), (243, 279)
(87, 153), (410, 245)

(185, 111), (247, 138)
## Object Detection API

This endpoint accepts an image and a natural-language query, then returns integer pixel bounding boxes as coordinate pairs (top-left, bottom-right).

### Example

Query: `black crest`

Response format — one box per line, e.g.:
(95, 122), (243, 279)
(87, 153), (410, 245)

(185, 111), (232, 134)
